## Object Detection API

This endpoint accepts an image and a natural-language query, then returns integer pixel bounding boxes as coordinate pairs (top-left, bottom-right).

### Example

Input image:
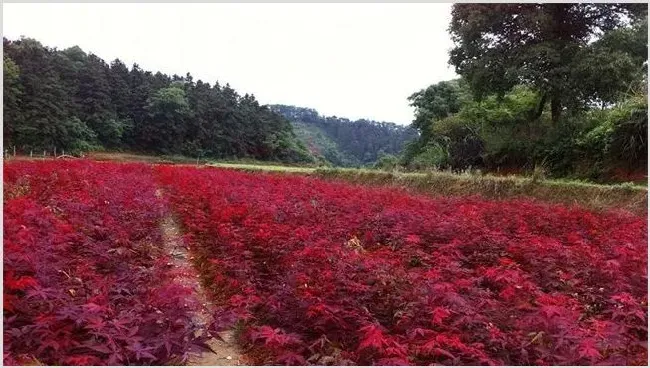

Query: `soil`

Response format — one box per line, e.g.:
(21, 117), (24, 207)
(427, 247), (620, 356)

(156, 189), (243, 366)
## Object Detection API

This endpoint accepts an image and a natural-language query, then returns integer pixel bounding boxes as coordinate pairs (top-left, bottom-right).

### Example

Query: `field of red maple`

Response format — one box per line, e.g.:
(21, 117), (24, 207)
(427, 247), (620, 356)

(4, 160), (648, 366)
(157, 165), (648, 366)
(3, 161), (207, 365)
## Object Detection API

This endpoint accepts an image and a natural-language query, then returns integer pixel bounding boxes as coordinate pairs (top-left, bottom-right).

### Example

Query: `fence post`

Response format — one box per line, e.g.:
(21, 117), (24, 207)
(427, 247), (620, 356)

(43, 151), (46, 160)
(30, 150), (33, 158)
(13, 146), (16, 157)
(54, 147), (57, 157)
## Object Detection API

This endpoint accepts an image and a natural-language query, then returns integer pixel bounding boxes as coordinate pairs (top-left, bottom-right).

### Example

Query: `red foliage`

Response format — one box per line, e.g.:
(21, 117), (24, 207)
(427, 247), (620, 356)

(156, 165), (647, 365)
(4, 161), (646, 365)
(3, 161), (205, 365)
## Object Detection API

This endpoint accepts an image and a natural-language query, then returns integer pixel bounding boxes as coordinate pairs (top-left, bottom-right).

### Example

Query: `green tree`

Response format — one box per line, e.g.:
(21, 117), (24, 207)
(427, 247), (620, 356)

(74, 53), (122, 146)
(449, 3), (647, 123)
(3, 56), (23, 147)
(108, 59), (132, 119)
(142, 85), (191, 153)
(405, 79), (471, 159)
(4, 37), (76, 151)
(408, 79), (470, 131)
(2, 36), (316, 163)
(374, 153), (400, 171)
(573, 16), (648, 106)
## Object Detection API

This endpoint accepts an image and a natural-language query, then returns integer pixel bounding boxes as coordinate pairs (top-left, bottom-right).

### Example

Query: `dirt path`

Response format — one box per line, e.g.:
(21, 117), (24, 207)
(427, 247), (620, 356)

(156, 189), (242, 366)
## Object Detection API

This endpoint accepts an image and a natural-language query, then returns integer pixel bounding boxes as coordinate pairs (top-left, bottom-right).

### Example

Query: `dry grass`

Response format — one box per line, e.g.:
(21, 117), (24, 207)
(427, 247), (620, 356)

(313, 169), (647, 216)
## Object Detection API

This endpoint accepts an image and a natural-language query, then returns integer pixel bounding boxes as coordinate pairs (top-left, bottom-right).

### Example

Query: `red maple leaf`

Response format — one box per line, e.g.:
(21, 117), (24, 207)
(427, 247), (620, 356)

(357, 324), (388, 352)
(431, 307), (452, 325)
(577, 339), (602, 362)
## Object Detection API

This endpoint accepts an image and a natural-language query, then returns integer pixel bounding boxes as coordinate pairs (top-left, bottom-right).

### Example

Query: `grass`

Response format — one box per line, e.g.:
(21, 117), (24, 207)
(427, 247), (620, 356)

(313, 168), (647, 215)
(87, 152), (201, 164)
(208, 162), (316, 173)
(85, 152), (320, 171)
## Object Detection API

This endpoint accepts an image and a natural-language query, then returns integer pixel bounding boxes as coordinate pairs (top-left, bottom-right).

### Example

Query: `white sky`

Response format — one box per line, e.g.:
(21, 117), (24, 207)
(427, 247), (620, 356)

(3, 3), (457, 125)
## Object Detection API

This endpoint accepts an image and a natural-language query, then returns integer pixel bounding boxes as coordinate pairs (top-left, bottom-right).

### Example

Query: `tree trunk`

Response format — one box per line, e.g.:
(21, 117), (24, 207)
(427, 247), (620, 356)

(551, 95), (561, 124)
(533, 93), (548, 120)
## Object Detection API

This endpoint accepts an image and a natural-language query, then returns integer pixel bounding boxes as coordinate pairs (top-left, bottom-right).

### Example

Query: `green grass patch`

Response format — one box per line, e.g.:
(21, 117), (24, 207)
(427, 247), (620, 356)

(208, 162), (316, 173)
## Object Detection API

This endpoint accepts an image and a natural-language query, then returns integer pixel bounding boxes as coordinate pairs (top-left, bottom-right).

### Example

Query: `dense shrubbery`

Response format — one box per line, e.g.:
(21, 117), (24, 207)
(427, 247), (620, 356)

(404, 81), (647, 182)
(575, 92), (648, 181)
(3, 161), (205, 365)
(157, 165), (647, 365)
(374, 154), (400, 171)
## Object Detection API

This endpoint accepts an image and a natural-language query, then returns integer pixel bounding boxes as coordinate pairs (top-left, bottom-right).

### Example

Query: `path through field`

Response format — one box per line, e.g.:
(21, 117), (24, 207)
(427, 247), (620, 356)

(156, 189), (242, 366)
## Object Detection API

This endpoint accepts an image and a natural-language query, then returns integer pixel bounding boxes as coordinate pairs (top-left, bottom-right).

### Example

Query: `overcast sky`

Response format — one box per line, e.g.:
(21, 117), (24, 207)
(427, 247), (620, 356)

(3, 3), (457, 125)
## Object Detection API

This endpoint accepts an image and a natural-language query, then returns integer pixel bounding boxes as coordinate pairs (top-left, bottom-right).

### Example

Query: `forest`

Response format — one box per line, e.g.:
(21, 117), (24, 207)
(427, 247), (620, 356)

(402, 3), (648, 183)
(270, 104), (417, 167)
(3, 37), (313, 163)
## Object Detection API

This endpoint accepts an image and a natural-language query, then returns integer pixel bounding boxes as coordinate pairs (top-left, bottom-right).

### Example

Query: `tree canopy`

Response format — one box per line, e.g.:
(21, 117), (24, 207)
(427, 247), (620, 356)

(405, 4), (647, 183)
(3, 37), (313, 162)
(449, 3), (647, 123)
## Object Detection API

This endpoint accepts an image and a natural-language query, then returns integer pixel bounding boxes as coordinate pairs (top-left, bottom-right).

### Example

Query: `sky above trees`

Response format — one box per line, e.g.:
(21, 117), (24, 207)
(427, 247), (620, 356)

(3, 3), (458, 125)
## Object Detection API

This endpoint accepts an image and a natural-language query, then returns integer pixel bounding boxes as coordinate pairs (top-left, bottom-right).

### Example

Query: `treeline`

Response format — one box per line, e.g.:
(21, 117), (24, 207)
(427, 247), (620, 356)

(3, 37), (313, 162)
(270, 104), (418, 167)
(403, 4), (648, 183)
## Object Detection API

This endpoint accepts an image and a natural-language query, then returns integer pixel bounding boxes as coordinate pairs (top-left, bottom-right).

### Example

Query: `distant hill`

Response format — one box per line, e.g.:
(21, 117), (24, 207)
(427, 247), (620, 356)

(270, 105), (418, 167)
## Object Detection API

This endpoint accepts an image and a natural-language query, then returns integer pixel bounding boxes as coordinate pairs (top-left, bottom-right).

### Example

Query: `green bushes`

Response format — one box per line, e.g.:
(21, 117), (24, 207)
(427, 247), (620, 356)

(374, 153), (400, 171)
(403, 80), (647, 183)
(404, 10), (647, 184)
(410, 143), (449, 170)
(574, 92), (648, 181)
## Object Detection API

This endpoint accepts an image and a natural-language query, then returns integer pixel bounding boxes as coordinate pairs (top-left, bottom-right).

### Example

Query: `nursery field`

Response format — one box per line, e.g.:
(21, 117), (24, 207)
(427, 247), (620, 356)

(4, 160), (648, 365)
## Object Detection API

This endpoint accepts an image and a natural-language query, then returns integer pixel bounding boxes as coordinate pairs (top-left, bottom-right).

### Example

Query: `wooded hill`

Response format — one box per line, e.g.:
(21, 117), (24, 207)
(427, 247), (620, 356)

(3, 37), (313, 163)
(270, 104), (418, 167)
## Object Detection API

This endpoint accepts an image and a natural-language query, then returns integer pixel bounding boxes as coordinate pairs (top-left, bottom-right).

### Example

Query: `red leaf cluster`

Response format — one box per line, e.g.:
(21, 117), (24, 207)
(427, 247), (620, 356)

(156, 165), (647, 365)
(4, 161), (204, 365)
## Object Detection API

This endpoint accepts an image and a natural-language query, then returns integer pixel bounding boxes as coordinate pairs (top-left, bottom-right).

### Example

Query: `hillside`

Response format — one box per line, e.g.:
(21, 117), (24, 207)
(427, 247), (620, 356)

(3, 37), (313, 163)
(270, 104), (418, 167)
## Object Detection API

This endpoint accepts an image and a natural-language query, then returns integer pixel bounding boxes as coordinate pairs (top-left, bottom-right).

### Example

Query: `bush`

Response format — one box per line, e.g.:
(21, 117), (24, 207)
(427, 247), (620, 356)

(374, 154), (400, 171)
(575, 92), (648, 181)
(405, 80), (647, 183)
(431, 115), (484, 170)
(410, 142), (449, 170)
